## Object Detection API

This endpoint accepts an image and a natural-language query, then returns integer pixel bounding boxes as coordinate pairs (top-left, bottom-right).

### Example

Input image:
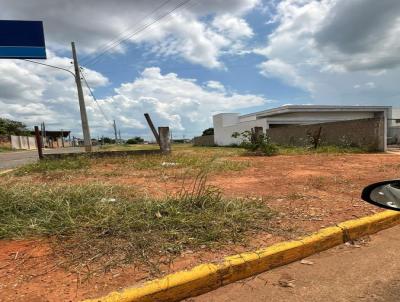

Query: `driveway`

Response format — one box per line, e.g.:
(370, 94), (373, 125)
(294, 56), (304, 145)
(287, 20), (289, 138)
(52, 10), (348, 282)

(0, 147), (86, 170)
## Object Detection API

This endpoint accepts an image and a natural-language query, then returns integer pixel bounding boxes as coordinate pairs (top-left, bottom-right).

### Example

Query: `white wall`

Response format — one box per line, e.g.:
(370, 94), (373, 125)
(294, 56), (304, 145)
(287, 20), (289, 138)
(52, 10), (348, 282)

(214, 113), (268, 145)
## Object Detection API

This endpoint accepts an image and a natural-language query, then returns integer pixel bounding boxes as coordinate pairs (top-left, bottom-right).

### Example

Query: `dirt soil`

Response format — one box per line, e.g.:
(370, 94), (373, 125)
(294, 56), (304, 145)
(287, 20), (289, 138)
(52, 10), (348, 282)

(1, 153), (400, 301)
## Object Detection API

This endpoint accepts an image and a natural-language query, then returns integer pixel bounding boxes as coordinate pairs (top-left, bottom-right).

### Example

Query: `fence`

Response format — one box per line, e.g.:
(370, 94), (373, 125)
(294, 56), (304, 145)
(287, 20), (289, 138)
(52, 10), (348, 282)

(266, 117), (385, 151)
(11, 135), (37, 150)
(193, 135), (215, 146)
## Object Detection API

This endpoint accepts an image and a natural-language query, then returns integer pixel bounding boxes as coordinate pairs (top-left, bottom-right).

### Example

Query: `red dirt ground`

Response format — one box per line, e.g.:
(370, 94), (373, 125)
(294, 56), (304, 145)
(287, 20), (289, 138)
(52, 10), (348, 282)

(1, 153), (399, 301)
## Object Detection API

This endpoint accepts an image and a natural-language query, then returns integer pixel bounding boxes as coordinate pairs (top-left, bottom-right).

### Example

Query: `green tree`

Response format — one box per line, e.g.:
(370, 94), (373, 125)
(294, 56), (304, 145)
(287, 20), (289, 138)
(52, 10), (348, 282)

(0, 118), (29, 136)
(202, 128), (214, 136)
(126, 136), (144, 144)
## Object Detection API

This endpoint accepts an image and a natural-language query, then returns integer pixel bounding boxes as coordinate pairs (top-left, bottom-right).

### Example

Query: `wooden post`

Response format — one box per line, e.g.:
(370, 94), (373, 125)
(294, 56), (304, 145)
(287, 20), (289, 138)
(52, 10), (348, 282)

(34, 126), (43, 159)
(144, 113), (160, 145)
(158, 127), (171, 153)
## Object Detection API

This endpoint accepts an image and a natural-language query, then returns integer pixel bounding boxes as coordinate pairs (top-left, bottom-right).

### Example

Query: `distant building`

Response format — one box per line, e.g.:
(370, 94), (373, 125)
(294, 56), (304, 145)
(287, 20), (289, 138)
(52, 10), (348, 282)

(30, 130), (71, 148)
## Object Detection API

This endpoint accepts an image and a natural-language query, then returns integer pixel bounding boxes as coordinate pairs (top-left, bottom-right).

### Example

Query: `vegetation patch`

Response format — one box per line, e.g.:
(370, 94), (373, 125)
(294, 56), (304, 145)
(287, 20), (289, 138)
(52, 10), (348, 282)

(278, 145), (367, 155)
(14, 157), (90, 175)
(0, 175), (275, 274)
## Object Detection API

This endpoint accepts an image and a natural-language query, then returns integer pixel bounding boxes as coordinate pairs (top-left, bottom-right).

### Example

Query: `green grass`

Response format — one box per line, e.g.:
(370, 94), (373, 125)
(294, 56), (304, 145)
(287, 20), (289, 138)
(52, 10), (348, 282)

(277, 145), (367, 155)
(15, 157), (90, 175)
(0, 146), (12, 152)
(13, 145), (249, 177)
(0, 176), (275, 273)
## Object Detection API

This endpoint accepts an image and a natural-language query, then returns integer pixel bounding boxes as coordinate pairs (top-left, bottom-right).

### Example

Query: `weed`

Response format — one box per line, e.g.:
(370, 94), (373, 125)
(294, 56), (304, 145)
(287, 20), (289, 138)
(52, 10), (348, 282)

(0, 175), (275, 273)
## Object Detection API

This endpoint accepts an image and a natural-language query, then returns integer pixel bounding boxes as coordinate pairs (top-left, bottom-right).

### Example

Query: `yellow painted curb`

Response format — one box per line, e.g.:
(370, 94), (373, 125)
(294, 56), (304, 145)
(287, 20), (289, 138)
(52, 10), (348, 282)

(83, 210), (400, 302)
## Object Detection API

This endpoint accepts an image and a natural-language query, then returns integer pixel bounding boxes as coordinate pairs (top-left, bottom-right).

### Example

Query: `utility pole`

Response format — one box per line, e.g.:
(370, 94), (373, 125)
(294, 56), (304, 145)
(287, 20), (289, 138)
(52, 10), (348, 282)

(71, 41), (92, 152)
(113, 119), (118, 144)
(118, 129), (122, 143)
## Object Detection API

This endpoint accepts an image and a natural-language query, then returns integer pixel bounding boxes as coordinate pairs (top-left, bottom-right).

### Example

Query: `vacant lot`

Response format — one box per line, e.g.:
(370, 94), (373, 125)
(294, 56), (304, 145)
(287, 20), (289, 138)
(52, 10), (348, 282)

(0, 144), (399, 301)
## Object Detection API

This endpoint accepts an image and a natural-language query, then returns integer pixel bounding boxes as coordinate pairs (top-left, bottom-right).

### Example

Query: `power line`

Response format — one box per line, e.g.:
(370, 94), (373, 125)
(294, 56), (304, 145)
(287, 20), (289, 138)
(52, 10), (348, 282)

(80, 68), (113, 127)
(82, 0), (192, 67)
(79, 0), (174, 65)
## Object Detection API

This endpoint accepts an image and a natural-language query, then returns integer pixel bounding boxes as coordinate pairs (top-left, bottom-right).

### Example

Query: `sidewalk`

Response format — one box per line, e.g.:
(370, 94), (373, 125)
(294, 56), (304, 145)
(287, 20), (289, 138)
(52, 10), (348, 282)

(187, 225), (400, 302)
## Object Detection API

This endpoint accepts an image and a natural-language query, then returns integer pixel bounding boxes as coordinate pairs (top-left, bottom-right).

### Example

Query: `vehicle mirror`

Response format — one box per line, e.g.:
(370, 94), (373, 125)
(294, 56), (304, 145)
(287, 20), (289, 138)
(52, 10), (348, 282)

(361, 180), (400, 211)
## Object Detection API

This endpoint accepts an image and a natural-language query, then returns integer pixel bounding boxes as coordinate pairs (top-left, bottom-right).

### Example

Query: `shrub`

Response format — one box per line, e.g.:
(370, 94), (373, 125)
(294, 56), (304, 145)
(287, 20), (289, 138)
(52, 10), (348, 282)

(232, 130), (278, 156)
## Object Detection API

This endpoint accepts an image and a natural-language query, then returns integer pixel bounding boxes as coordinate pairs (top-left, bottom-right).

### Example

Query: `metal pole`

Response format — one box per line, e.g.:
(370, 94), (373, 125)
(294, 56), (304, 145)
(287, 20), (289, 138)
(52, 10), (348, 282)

(71, 41), (92, 152)
(34, 126), (43, 159)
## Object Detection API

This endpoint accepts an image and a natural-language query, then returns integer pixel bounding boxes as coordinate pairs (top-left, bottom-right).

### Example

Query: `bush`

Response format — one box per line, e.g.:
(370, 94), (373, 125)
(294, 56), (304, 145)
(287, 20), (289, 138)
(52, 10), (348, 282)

(232, 130), (278, 156)
(126, 136), (144, 144)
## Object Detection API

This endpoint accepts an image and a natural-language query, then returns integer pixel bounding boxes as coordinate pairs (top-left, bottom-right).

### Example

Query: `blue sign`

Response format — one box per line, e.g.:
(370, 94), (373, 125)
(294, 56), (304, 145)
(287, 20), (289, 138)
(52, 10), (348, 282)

(0, 20), (46, 59)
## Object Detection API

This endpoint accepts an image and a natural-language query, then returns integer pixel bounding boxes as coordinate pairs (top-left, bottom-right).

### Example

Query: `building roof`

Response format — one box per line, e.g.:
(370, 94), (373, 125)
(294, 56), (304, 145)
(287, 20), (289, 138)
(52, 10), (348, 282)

(30, 130), (71, 138)
(240, 105), (392, 119)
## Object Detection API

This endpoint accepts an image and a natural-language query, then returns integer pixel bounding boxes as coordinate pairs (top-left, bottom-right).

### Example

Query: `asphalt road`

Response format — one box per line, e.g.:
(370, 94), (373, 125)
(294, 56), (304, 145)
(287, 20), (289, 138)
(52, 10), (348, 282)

(187, 225), (400, 302)
(0, 147), (86, 170)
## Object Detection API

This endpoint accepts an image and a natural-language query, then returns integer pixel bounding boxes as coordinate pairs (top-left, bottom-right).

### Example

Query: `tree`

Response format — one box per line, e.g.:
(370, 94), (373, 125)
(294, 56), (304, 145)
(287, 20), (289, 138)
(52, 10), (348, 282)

(126, 136), (144, 144)
(102, 137), (115, 144)
(0, 118), (29, 136)
(202, 128), (214, 136)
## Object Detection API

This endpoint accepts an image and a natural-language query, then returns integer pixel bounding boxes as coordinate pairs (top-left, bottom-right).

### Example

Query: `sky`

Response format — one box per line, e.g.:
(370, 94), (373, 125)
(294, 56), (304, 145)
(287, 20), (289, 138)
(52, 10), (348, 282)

(1, 0), (400, 140)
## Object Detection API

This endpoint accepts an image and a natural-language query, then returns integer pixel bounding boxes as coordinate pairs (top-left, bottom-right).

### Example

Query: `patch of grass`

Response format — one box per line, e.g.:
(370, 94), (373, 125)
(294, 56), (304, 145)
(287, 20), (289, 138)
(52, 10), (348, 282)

(278, 145), (366, 155)
(0, 175), (275, 273)
(14, 157), (90, 175)
(0, 144), (12, 152)
(91, 151), (249, 176)
(99, 143), (159, 151)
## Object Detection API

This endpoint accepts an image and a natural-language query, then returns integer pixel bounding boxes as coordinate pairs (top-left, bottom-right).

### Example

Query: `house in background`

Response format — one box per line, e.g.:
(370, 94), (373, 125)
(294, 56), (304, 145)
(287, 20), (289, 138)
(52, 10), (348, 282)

(213, 105), (400, 151)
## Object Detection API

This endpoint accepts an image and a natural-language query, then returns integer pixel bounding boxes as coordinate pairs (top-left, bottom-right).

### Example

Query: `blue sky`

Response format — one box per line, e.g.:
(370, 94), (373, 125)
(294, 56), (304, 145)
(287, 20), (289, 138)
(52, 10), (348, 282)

(1, 0), (400, 139)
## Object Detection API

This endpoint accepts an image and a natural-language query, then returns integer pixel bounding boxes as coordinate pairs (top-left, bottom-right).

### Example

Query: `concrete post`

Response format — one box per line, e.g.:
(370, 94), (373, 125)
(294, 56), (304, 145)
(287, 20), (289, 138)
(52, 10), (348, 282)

(158, 127), (171, 153)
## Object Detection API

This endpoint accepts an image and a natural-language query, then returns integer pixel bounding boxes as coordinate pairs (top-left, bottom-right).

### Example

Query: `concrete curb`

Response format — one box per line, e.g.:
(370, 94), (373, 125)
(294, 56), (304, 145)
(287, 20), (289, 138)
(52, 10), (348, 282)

(83, 210), (400, 302)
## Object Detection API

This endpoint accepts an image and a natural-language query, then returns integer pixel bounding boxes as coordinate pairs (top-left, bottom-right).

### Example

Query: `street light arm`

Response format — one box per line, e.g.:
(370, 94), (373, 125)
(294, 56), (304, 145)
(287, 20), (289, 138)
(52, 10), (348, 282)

(22, 59), (76, 77)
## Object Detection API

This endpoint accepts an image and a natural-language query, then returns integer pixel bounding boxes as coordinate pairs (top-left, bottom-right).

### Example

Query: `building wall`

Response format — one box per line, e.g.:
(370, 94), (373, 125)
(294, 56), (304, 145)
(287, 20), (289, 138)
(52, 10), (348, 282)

(264, 111), (375, 125)
(266, 118), (385, 151)
(214, 110), (389, 148)
(193, 135), (215, 146)
(11, 135), (37, 150)
(213, 113), (268, 146)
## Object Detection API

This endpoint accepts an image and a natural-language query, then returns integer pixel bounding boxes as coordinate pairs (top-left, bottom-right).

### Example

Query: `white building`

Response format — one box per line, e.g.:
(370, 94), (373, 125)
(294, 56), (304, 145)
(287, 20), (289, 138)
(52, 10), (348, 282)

(213, 105), (400, 148)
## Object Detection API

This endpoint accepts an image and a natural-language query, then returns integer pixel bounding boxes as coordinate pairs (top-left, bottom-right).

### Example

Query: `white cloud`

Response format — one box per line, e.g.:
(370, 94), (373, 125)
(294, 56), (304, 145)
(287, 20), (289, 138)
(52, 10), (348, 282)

(256, 0), (400, 105)
(0, 0), (260, 68)
(212, 14), (254, 39)
(101, 67), (269, 137)
(0, 62), (269, 138)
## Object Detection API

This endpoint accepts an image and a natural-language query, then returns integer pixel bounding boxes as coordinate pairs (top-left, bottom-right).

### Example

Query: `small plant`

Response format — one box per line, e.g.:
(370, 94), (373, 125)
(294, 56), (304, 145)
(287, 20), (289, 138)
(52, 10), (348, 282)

(232, 130), (279, 156)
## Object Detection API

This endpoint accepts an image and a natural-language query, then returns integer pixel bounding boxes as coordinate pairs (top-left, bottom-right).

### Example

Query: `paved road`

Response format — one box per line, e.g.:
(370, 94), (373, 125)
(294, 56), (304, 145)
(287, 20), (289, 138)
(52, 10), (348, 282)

(0, 148), (86, 170)
(188, 225), (400, 302)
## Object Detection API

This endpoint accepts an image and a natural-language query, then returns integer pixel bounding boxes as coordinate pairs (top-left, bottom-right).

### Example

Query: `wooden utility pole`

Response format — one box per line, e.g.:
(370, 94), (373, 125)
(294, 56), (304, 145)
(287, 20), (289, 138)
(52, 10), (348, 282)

(71, 41), (92, 152)
(34, 126), (43, 159)
(113, 120), (118, 144)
